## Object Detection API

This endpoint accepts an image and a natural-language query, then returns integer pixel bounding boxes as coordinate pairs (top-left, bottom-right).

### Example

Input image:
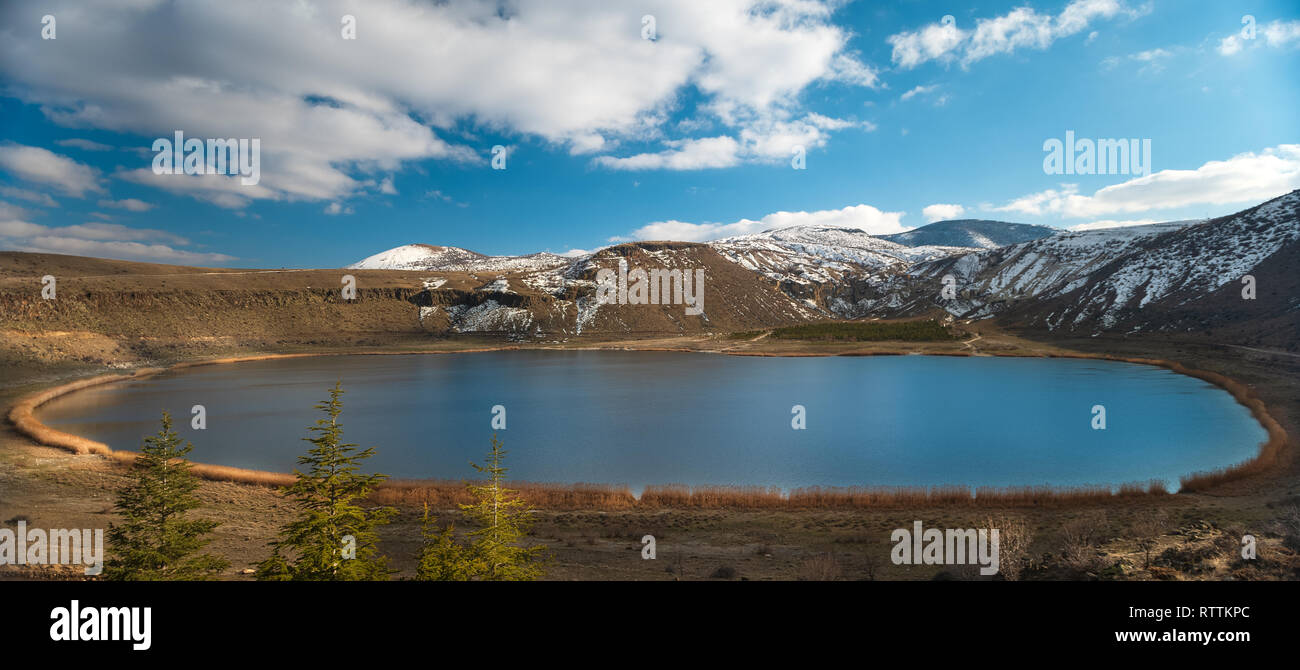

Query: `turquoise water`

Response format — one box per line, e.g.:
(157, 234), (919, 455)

(35, 351), (1268, 492)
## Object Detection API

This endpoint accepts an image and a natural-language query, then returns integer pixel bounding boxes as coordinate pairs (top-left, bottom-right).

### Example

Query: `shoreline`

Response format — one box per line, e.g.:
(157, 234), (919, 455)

(5, 343), (1290, 509)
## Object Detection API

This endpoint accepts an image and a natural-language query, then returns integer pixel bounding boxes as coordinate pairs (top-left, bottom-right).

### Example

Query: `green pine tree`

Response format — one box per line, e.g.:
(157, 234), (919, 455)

(458, 434), (545, 581)
(105, 412), (228, 580)
(256, 382), (394, 581)
(414, 504), (480, 581)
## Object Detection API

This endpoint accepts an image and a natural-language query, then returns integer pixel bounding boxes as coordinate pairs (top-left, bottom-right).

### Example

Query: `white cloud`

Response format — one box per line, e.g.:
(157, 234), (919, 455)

(889, 0), (1137, 69)
(0, 218), (232, 264)
(1130, 48), (1169, 61)
(0, 220), (186, 245)
(567, 133), (608, 156)
(594, 136), (741, 171)
(1067, 218), (1160, 231)
(0, 0), (880, 198)
(1055, 0), (1130, 36)
(888, 20), (967, 68)
(98, 198), (155, 212)
(990, 185), (1081, 216)
(323, 202), (354, 215)
(900, 85), (938, 101)
(965, 7), (1056, 64)
(0, 186), (58, 207)
(1111, 47), (1173, 74)
(14, 237), (235, 264)
(922, 203), (965, 222)
(57, 222), (189, 245)
(596, 111), (866, 170)
(1264, 19), (1300, 47)
(828, 53), (881, 87)
(618, 203), (909, 242)
(0, 200), (34, 221)
(738, 114), (855, 160)
(118, 168), (276, 209)
(1220, 20), (1300, 55)
(0, 144), (104, 197)
(55, 138), (114, 151)
(0, 220), (49, 238)
(990, 144), (1300, 218)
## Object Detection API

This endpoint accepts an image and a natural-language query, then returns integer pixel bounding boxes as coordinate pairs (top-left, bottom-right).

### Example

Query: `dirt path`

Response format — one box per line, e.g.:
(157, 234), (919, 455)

(1223, 344), (1300, 360)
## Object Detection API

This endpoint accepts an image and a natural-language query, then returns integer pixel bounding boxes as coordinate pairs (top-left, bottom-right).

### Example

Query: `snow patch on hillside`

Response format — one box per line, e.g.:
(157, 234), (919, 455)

(348, 244), (568, 273)
(444, 300), (533, 332)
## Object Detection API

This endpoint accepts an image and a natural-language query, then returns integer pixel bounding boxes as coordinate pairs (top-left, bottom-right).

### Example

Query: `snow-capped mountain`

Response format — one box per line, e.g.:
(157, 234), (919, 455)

(703, 225), (976, 318)
(347, 243), (569, 272)
(409, 241), (820, 336)
(346, 192), (1300, 348)
(710, 225), (968, 286)
(913, 222), (1195, 320)
(894, 191), (1300, 337)
(879, 219), (1058, 249)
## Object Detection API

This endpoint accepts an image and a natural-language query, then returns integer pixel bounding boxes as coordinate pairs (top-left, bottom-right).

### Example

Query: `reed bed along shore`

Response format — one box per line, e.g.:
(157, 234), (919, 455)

(367, 480), (1172, 511)
(634, 481), (1171, 509)
(5, 348), (1290, 510)
(7, 370), (158, 458)
(372, 480), (639, 509)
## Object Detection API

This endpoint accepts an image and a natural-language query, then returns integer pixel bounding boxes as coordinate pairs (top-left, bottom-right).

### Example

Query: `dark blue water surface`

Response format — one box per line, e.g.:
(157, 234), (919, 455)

(35, 351), (1267, 492)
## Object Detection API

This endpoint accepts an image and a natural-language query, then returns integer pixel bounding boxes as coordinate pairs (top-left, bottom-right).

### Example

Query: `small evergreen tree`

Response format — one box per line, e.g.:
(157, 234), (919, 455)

(458, 434), (545, 581)
(105, 413), (228, 580)
(414, 504), (479, 581)
(257, 382), (394, 581)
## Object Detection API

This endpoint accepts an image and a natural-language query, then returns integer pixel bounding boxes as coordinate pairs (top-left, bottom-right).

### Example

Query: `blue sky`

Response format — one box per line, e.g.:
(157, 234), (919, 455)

(1, 0), (1298, 268)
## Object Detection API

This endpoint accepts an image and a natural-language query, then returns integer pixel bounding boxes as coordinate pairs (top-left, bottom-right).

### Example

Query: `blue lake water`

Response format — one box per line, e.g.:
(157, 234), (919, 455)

(35, 351), (1267, 492)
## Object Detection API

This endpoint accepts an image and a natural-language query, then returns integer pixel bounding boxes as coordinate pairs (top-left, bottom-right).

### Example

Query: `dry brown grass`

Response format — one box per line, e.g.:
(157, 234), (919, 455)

(627, 481), (1174, 510)
(1055, 510), (1111, 574)
(796, 552), (843, 581)
(369, 480), (636, 510)
(640, 484), (785, 508)
(6, 371), (155, 457)
(984, 514), (1033, 580)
